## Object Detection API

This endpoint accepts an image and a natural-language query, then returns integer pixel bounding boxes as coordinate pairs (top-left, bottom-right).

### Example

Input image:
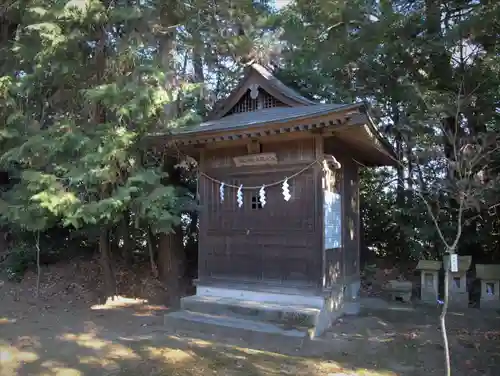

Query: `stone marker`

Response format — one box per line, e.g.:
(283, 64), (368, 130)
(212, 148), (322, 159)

(443, 255), (471, 308)
(383, 280), (413, 303)
(416, 260), (441, 304)
(475, 264), (500, 310)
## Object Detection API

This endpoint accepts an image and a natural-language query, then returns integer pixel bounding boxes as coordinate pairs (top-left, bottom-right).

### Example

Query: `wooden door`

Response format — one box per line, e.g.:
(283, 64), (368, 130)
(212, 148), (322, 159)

(202, 169), (320, 285)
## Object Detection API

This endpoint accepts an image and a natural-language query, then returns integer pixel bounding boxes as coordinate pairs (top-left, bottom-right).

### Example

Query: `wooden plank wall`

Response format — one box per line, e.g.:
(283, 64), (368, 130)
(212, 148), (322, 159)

(342, 158), (360, 281)
(322, 137), (361, 289)
(198, 138), (323, 286)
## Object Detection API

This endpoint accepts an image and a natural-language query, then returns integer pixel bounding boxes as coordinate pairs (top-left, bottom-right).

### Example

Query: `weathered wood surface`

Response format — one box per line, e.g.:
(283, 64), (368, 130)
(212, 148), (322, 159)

(199, 140), (322, 285)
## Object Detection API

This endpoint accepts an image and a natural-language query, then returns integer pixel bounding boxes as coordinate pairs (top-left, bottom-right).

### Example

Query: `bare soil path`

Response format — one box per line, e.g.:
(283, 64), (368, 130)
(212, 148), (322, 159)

(1, 282), (499, 375)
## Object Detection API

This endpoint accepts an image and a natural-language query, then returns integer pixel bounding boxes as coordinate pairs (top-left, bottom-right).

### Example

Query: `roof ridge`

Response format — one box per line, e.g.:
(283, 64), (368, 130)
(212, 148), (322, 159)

(206, 63), (316, 121)
(249, 63), (316, 105)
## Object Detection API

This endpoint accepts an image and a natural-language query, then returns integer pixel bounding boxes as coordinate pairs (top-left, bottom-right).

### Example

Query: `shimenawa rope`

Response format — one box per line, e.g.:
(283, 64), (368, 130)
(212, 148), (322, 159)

(199, 158), (323, 190)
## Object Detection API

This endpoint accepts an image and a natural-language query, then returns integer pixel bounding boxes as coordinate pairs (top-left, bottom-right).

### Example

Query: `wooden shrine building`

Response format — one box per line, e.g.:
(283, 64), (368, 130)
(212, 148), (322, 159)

(157, 63), (395, 336)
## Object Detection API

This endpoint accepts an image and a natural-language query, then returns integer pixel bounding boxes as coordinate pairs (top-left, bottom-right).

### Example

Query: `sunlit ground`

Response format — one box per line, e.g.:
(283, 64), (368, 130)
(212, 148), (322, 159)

(1, 296), (499, 376)
(0, 296), (396, 376)
(0, 333), (396, 376)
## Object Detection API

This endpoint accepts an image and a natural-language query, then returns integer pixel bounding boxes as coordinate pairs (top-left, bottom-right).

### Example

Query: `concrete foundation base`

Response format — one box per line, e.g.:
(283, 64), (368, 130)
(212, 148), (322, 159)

(165, 280), (361, 339)
(389, 291), (411, 303)
(343, 280), (361, 315)
(421, 289), (439, 304)
(418, 268), (439, 304)
(479, 279), (500, 310)
(480, 298), (500, 310)
(383, 280), (413, 303)
(448, 292), (469, 308)
(196, 285), (324, 308)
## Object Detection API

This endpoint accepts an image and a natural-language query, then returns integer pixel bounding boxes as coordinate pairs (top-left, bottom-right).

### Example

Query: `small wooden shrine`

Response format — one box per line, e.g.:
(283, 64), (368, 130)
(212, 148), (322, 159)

(154, 64), (395, 325)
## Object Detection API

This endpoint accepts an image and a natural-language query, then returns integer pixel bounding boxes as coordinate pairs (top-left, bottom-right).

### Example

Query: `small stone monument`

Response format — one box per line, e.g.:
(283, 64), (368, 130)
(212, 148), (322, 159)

(443, 255), (471, 308)
(475, 264), (500, 310)
(416, 260), (441, 304)
(383, 280), (413, 303)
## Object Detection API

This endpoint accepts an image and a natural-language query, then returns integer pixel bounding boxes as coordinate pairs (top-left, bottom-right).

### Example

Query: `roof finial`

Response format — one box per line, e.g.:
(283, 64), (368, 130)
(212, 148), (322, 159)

(249, 84), (259, 99)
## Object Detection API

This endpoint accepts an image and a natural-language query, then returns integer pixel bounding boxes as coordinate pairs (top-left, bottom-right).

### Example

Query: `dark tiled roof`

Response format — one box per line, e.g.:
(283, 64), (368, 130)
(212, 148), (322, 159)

(173, 103), (359, 135)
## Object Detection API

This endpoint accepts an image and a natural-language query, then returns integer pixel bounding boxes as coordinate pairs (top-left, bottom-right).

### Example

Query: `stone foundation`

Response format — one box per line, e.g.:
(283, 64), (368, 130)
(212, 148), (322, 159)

(169, 281), (359, 339)
(479, 280), (500, 310)
(383, 280), (412, 303)
(476, 264), (500, 310)
(343, 280), (361, 315)
(416, 260), (441, 304)
(447, 274), (469, 308)
(196, 285), (324, 308)
(313, 285), (345, 337)
(448, 292), (469, 308)
(444, 255), (471, 309)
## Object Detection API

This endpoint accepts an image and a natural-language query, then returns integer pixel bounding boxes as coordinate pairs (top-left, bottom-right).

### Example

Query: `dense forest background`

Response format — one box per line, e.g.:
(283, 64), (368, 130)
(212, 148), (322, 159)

(1, 0), (499, 303)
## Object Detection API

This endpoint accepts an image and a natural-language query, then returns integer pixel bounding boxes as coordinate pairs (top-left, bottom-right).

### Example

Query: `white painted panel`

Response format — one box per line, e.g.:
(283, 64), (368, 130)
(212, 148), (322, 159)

(324, 190), (342, 249)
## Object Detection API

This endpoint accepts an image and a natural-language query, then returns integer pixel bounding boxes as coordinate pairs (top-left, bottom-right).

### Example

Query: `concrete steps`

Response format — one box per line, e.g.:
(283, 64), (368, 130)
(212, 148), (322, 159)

(165, 310), (308, 339)
(163, 282), (356, 338)
(181, 295), (320, 329)
(164, 294), (325, 339)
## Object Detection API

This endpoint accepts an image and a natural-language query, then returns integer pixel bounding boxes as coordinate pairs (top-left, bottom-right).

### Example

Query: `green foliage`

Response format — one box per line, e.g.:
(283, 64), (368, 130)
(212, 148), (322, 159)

(2, 0), (500, 271)
(2, 243), (36, 281)
(0, 227), (94, 280)
(0, 0), (198, 241)
(276, 0), (500, 261)
(0, 0), (280, 280)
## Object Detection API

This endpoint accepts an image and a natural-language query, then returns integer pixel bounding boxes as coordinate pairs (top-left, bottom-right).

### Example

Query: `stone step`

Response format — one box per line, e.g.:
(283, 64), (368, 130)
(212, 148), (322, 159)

(181, 295), (320, 329)
(164, 310), (310, 342)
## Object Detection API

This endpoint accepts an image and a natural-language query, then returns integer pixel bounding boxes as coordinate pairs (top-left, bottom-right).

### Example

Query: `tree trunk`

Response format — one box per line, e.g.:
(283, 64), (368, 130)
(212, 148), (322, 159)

(146, 226), (159, 278)
(156, 5), (185, 307)
(120, 210), (133, 265)
(99, 227), (116, 300)
(394, 119), (404, 208)
(0, 11), (19, 70)
(392, 104), (406, 259)
(186, 211), (198, 279)
(157, 155), (186, 306)
(425, 7), (453, 371)
(405, 135), (414, 207)
(193, 37), (205, 83)
(157, 227), (184, 307)
(95, 5), (116, 301)
(359, 210), (368, 268)
(192, 26), (207, 115)
(158, 4), (178, 119)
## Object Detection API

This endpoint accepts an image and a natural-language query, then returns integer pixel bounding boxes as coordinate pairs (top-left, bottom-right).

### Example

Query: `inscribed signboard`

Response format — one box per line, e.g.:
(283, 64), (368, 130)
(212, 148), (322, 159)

(324, 190), (342, 249)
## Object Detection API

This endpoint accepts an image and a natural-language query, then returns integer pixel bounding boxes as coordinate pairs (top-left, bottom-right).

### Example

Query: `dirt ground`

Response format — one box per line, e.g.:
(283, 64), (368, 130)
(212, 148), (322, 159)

(1, 284), (500, 376)
(1, 260), (499, 376)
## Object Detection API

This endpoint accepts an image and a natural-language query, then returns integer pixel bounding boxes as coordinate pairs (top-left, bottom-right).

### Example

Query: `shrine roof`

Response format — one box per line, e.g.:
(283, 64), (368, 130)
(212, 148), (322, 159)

(173, 102), (357, 135)
(148, 63), (397, 166)
(205, 63), (315, 121)
(242, 63), (316, 106)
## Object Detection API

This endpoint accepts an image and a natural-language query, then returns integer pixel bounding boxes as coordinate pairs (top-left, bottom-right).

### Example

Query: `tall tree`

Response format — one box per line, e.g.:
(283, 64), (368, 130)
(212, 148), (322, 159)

(0, 0), (197, 299)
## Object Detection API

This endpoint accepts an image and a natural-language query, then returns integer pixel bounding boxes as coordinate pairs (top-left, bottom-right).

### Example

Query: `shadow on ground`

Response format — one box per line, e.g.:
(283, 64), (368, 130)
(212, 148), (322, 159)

(1, 298), (500, 376)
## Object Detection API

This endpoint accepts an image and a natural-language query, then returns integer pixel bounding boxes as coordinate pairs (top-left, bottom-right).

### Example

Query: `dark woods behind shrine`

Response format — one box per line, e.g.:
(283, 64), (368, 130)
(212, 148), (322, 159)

(1, 0), (500, 298)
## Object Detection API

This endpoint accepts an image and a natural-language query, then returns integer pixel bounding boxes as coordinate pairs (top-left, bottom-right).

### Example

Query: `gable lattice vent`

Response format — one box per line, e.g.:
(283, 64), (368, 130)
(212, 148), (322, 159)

(226, 88), (287, 116)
